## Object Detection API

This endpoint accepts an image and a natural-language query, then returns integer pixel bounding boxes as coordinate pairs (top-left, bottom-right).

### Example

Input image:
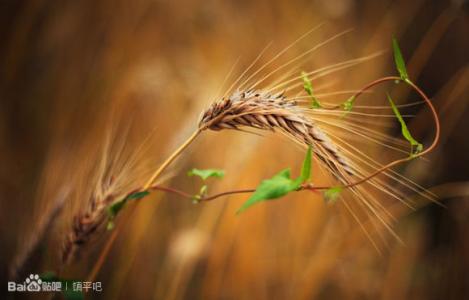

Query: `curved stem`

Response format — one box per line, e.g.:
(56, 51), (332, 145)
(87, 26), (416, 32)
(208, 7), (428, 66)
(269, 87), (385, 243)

(151, 184), (255, 202)
(201, 189), (255, 201)
(321, 76), (398, 110)
(150, 185), (194, 199)
(315, 76), (440, 190)
(150, 184), (324, 202)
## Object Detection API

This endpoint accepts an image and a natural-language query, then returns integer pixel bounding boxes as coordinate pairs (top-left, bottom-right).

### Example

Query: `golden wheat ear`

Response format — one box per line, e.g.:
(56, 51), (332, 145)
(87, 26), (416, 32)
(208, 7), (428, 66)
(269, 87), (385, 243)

(199, 89), (354, 177)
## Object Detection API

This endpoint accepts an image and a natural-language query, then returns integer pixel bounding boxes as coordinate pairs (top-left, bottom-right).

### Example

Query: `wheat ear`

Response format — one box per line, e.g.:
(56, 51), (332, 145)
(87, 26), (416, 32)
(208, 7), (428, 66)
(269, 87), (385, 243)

(62, 129), (201, 265)
(61, 192), (116, 264)
(199, 90), (354, 177)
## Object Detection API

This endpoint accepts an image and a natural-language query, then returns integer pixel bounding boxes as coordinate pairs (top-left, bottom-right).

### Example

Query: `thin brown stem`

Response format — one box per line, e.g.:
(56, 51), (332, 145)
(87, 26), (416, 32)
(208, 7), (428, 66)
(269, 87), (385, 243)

(151, 184), (255, 202)
(86, 220), (120, 282)
(201, 189), (256, 201)
(320, 76), (401, 109)
(150, 185), (194, 199)
(149, 184), (324, 203)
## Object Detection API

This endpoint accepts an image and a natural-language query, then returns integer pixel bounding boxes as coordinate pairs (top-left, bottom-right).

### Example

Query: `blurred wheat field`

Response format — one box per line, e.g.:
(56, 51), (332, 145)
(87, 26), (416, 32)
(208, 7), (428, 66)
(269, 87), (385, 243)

(1, 0), (469, 299)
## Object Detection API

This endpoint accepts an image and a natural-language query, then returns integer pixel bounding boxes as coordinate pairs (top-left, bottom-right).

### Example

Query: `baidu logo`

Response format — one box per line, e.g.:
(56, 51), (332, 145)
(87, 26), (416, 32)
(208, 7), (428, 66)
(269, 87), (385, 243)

(8, 274), (43, 292)
(24, 274), (42, 291)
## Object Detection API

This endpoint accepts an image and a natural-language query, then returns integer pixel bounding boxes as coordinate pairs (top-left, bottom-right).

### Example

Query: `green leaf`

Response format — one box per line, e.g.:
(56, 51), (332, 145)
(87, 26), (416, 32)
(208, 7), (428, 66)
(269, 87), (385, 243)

(387, 94), (423, 156)
(40, 272), (84, 300)
(187, 168), (225, 180)
(300, 146), (312, 182)
(127, 191), (151, 200)
(107, 190), (150, 229)
(392, 37), (409, 81)
(302, 71), (322, 108)
(323, 186), (343, 203)
(192, 184), (208, 203)
(108, 191), (150, 217)
(237, 147), (313, 213)
(108, 199), (127, 219)
(106, 220), (115, 230)
(237, 169), (301, 214)
(199, 184), (208, 196)
(342, 96), (355, 112)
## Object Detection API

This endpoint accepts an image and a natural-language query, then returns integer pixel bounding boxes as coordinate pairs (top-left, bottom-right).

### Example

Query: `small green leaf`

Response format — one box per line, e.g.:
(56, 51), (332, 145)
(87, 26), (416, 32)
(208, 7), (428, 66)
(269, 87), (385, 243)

(323, 186), (343, 203)
(126, 191), (151, 200)
(199, 185), (208, 196)
(300, 147), (312, 182)
(107, 190), (151, 229)
(392, 37), (409, 81)
(387, 94), (423, 156)
(342, 96), (355, 112)
(108, 199), (127, 219)
(40, 272), (84, 300)
(237, 169), (301, 214)
(192, 184), (208, 203)
(187, 168), (225, 180)
(302, 72), (313, 95)
(302, 71), (322, 108)
(108, 191), (150, 217)
(106, 221), (115, 230)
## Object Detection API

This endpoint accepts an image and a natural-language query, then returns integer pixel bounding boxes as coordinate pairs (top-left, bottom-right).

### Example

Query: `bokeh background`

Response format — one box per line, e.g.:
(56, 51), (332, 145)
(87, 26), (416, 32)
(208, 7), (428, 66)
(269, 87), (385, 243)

(1, 0), (468, 299)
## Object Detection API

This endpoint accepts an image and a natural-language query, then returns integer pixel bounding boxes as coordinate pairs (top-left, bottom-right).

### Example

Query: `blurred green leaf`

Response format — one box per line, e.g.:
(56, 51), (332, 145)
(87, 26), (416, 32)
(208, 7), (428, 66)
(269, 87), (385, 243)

(323, 186), (343, 203)
(192, 184), (208, 203)
(127, 191), (151, 200)
(342, 96), (355, 112)
(108, 191), (150, 217)
(300, 146), (312, 182)
(40, 272), (84, 300)
(302, 71), (322, 108)
(387, 94), (423, 156)
(187, 168), (225, 180)
(106, 220), (115, 230)
(392, 37), (409, 81)
(107, 190), (150, 229)
(108, 200), (126, 221)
